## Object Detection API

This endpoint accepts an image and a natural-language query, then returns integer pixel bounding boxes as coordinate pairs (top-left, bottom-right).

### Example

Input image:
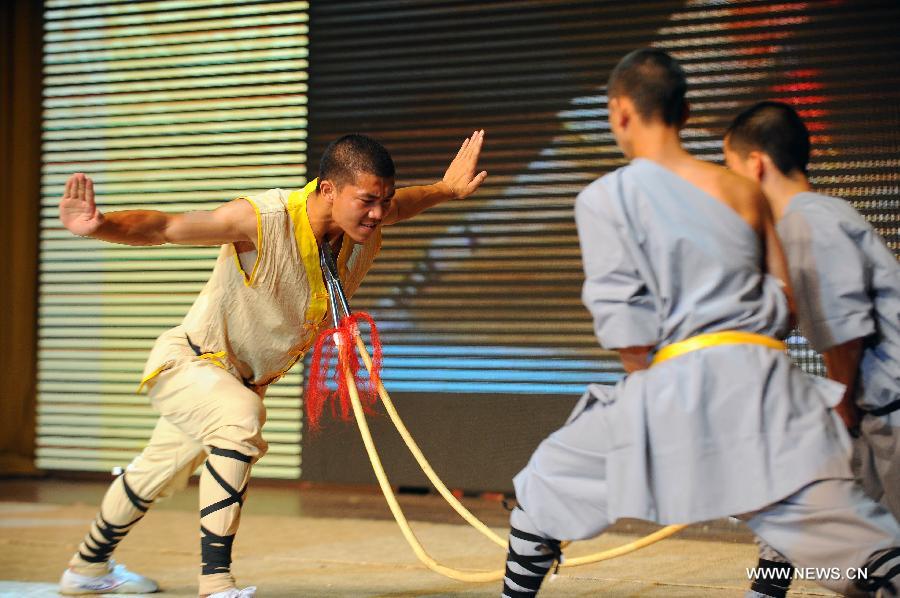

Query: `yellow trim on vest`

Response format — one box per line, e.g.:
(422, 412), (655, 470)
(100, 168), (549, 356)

(136, 362), (171, 394)
(651, 330), (786, 366)
(137, 349), (229, 393)
(287, 179), (329, 325)
(231, 196), (263, 287)
(264, 349), (306, 386)
(198, 350), (228, 370)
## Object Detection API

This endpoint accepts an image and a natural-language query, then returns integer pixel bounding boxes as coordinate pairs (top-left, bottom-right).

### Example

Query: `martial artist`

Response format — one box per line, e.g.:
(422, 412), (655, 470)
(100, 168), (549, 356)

(500, 49), (900, 598)
(57, 131), (487, 597)
(725, 100), (900, 598)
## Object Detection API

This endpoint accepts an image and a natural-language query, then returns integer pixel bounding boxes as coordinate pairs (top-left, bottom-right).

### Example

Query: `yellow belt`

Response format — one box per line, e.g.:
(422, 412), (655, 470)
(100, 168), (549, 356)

(136, 350), (228, 393)
(651, 330), (785, 366)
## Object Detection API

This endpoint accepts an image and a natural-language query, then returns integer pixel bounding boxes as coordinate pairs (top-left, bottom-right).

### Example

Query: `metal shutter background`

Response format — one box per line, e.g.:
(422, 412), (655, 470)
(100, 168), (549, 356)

(309, 0), (899, 386)
(38, 0), (309, 478)
(302, 0), (899, 489)
(34, 0), (899, 490)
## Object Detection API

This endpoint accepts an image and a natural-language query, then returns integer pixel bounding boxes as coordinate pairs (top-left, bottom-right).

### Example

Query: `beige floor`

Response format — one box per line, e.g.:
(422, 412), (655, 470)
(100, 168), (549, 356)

(0, 479), (836, 597)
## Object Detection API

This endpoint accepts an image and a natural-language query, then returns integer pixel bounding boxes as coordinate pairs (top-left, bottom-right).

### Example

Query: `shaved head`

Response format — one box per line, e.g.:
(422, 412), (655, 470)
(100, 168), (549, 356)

(725, 101), (810, 176)
(607, 48), (688, 126)
(317, 134), (395, 191)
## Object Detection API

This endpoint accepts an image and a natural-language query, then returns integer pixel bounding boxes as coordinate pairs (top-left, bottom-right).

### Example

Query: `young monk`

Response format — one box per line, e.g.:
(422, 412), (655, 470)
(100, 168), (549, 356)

(499, 50), (900, 598)
(58, 131), (487, 597)
(725, 100), (900, 598)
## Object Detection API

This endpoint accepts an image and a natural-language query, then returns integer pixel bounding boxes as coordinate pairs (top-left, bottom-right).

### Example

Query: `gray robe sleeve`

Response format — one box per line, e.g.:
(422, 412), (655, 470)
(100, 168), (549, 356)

(778, 210), (875, 352)
(575, 184), (659, 350)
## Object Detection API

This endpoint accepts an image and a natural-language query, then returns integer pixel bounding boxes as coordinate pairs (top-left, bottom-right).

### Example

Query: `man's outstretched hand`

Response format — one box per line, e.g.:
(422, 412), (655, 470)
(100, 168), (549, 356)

(442, 129), (488, 199)
(60, 173), (104, 237)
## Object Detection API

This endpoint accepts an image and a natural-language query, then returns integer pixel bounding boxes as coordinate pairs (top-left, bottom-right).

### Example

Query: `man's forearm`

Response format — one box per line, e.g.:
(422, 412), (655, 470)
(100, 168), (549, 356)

(91, 210), (172, 246)
(388, 181), (456, 224)
(618, 346), (653, 374)
(822, 338), (864, 430)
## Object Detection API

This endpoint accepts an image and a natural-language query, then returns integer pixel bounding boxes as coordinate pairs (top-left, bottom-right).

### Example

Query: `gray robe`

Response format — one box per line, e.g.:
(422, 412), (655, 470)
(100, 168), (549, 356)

(778, 191), (900, 412)
(514, 159), (852, 538)
(778, 191), (900, 516)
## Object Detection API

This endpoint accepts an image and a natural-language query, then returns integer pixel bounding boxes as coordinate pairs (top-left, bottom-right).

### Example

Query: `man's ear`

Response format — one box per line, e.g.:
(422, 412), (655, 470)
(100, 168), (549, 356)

(679, 101), (691, 128)
(751, 151), (770, 182)
(609, 96), (629, 131)
(318, 179), (336, 202)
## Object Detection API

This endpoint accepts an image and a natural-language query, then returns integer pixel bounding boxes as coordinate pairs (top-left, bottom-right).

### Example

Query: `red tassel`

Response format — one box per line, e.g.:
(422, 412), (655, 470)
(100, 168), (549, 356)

(305, 312), (383, 432)
(305, 325), (339, 432)
(347, 312), (383, 404)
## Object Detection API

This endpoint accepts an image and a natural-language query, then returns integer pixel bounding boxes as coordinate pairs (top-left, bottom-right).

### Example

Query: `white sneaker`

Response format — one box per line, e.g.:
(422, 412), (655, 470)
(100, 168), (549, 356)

(207, 588), (256, 598)
(59, 560), (159, 594)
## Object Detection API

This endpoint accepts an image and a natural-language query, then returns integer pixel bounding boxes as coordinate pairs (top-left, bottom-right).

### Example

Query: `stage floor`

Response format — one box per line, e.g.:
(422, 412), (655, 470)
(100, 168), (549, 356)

(0, 478), (835, 597)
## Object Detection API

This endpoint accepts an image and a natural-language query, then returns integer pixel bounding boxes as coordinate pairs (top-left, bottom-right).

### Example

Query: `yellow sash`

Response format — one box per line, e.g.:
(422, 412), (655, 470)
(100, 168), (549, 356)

(651, 330), (785, 366)
(137, 350), (228, 393)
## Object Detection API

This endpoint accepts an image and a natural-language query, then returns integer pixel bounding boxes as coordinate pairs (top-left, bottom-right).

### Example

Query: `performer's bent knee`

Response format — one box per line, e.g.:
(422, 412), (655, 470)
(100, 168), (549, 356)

(510, 505), (548, 538)
(204, 424), (267, 461)
(123, 445), (207, 500)
(200, 394), (268, 459)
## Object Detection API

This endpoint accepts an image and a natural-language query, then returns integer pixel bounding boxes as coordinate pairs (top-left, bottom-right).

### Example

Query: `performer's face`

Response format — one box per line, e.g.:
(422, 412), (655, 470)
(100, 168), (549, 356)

(332, 172), (395, 243)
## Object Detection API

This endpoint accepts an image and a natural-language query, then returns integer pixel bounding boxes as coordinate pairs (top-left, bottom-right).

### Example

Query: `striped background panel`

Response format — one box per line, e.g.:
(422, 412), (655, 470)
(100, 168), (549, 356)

(36, 1), (899, 481)
(308, 0), (898, 390)
(38, 0), (309, 478)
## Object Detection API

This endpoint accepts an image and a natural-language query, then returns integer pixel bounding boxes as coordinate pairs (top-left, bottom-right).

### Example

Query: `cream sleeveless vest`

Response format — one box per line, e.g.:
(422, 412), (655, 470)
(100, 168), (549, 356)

(142, 179), (382, 389)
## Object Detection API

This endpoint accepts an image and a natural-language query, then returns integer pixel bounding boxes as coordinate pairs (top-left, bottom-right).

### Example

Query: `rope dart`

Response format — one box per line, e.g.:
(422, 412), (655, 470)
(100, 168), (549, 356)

(308, 241), (688, 582)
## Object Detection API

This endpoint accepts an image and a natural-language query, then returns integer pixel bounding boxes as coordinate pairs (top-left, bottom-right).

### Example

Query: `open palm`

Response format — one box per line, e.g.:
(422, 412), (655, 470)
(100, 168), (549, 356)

(442, 129), (488, 199)
(60, 173), (103, 237)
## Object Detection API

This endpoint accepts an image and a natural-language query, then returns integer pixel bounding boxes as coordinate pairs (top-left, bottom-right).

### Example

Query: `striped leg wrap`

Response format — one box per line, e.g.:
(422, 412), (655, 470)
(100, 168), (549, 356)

(201, 525), (236, 576)
(749, 558), (793, 598)
(75, 474), (152, 565)
(855, 547), (900, 596)
(199, 447), (252, 583)
(502, 507), (561, 598)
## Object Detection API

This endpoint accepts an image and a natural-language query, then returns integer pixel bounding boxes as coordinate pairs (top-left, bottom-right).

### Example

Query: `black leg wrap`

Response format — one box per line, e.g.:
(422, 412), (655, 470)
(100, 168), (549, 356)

(507, 542), (562, 576)
(197, 447), (253, 579)
(502, 523), (562, 597)
(502, 581), (542, 598)
(209, 447), (253, 463)
(750, 558), (793, 598)
(199, 459), (248, 518)
(79, 512), (146, 563)
(74, 474), (152, 566)
(120, 474), (153, 512)
(856, 548), (900, 596)
(505, 566), (547, 592)
(201, 524), (236, 576)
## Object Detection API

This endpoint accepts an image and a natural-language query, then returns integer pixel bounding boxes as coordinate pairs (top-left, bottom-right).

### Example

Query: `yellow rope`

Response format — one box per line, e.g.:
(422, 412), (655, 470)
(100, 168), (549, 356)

(346, 334), (689, 581)
(353, 335), (507, 548)
(344, 364), (505, 582)
(561, 524), (688, 567)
